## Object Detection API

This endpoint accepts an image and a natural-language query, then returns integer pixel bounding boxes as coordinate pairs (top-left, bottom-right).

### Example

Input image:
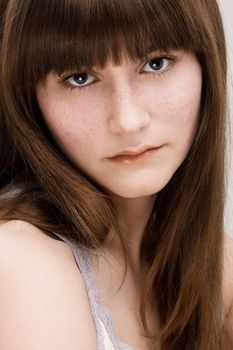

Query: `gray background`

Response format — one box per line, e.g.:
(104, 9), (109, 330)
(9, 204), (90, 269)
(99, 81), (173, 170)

(220, 0), (233, 236)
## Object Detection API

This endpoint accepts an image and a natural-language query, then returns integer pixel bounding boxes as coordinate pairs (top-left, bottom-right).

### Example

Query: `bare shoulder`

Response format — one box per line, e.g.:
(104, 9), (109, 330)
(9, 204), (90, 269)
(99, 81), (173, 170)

(0, 220), (79, 278)
(0, 219), (75, 262)
(0, 220), (97, 350)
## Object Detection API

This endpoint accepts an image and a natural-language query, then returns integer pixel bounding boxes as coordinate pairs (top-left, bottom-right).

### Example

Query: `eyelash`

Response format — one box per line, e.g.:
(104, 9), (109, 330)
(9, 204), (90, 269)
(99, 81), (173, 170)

(58, 55), (177, 93)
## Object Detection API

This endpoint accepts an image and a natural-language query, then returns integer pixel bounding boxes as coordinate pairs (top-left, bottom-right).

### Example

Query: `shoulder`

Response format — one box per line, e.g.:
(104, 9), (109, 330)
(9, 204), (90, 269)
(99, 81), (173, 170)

(0, 219), (75, 263)
(0, 220), (97, 349)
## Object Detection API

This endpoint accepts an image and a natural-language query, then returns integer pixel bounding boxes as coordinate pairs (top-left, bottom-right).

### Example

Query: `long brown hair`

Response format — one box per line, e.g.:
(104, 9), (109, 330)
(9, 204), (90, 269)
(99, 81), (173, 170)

(0, 0), (229, 348)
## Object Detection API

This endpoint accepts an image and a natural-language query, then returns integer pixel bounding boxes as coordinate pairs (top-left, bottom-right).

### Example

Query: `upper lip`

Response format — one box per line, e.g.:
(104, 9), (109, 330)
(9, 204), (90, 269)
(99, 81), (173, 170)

(110, 145), (160, 158)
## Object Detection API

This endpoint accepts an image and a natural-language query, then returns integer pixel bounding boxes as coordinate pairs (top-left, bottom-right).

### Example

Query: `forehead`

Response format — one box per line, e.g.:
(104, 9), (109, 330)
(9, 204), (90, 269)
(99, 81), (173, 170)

(20, 0), (203, 84)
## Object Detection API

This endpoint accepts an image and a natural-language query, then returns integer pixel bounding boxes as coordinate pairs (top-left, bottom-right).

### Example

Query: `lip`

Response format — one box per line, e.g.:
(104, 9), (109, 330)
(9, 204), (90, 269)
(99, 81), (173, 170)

(108, 146), (163, 164)
(110, 145), (160, 158)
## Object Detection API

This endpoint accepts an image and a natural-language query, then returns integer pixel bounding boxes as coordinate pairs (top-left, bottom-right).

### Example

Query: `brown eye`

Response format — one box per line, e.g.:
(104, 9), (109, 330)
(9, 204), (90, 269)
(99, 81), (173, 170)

(143, 57), (172, 74)
(149, 58), (165, 70)
(66, 72), (96, 88)
(73, 73), (89, 85)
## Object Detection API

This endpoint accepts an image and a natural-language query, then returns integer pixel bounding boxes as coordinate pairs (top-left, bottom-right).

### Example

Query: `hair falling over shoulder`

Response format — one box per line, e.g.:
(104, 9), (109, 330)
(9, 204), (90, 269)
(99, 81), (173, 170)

(0, 0), (230, 348)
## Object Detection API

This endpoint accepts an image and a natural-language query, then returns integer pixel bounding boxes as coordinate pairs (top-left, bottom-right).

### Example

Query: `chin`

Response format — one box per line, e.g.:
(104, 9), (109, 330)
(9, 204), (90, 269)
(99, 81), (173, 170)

(106, 174), (174, 199)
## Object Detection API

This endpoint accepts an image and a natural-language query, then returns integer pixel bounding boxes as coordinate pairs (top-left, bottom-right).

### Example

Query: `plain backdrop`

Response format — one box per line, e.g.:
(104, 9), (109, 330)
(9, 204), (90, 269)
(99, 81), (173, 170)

(220, 0), (233, 236)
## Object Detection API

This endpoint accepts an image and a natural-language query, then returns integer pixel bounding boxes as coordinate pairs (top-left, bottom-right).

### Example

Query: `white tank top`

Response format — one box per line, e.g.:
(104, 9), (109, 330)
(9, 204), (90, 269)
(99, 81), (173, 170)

(53, 232), (133, 350)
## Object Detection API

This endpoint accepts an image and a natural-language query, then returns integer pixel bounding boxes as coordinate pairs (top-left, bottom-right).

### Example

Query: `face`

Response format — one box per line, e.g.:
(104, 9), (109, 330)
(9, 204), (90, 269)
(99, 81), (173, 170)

(36, 49), (202, 198)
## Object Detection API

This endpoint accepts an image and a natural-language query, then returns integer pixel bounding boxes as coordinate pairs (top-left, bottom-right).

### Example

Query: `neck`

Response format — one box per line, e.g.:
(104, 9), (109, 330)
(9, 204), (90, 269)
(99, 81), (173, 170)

(104, 194), (157, 271)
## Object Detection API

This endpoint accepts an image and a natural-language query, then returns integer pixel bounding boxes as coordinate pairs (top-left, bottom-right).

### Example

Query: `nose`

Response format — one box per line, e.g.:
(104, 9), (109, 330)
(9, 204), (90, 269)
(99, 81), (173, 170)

(108, 81), (151, 135)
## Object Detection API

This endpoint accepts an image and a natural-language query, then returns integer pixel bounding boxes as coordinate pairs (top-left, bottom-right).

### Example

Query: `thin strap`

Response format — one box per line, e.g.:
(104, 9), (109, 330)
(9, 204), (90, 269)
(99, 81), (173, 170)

(52, 232), (107, 349)
(53, 232), (133, 350)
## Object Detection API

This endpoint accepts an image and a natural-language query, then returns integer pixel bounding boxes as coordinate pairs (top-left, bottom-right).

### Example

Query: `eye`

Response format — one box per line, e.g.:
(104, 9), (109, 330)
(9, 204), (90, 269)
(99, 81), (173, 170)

(59, 55), (175, 91)
(142, 56), (173, 74)
(66, 72), (96, 88)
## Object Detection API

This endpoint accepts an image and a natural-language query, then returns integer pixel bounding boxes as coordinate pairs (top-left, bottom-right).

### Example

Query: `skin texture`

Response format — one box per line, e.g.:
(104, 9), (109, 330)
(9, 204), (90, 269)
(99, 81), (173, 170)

(37, 49), (202, 198)
(36, 49), (202, 265)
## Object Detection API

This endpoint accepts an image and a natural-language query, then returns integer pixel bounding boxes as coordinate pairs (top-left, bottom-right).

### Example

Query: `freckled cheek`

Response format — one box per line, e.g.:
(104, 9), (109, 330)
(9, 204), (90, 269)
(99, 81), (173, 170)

(39, 98), (103, 155)
(147, 82), (201, 130)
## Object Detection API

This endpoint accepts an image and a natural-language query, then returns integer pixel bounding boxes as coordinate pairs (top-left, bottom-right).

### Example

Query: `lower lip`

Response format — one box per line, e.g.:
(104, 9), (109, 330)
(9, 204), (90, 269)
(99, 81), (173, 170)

(108, 147), (162, 164)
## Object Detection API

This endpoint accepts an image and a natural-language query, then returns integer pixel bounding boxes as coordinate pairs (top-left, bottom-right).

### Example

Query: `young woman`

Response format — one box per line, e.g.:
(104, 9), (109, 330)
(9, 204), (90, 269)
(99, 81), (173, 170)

(0, 0), (233, 349)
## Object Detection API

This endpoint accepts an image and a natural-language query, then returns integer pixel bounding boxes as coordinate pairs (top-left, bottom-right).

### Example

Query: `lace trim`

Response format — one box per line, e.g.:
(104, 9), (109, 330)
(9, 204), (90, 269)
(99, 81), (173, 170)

(53, 233), (133, 350)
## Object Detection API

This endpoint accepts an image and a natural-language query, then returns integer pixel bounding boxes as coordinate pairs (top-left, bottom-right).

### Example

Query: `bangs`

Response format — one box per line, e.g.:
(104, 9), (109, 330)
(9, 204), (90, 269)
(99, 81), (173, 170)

(11, 0), (205, 83)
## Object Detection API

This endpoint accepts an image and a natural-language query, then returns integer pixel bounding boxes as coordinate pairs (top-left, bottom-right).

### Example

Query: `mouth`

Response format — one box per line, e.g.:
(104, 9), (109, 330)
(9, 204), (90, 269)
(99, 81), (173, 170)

(108, 146), (163, 164)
